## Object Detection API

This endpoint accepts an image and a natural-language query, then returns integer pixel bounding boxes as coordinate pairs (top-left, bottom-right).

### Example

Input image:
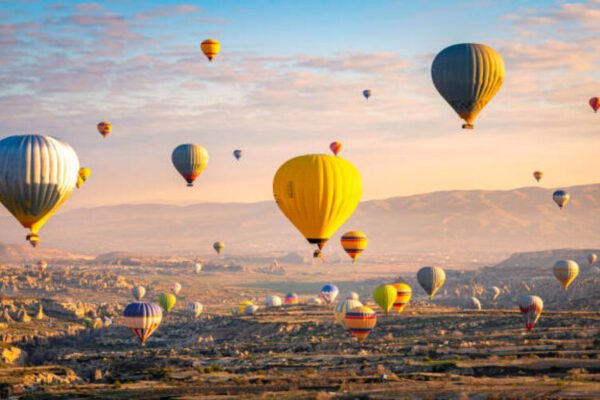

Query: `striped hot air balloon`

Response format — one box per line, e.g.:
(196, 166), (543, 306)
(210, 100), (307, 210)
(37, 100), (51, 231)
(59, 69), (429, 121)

(188, 302), (203, 319)
(391, 283), (412, 313)
(123, 302), (162, 345)
(344, 306), (377, 342)
(334, 299), (363, 325)
(320, 284), (339, 304)
(284, 293), (299, 305)
(201, 39), (220, 61)
(519, 295), (543, 332)
(417, 266), (446, 299)
(553, 260), (579, 289)
(172, 144), (209, 187)
(341, 231), (368, 263)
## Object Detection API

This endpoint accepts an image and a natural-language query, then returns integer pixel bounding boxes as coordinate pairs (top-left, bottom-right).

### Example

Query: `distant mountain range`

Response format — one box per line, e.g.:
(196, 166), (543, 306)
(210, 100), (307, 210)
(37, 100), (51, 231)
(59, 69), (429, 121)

(0, 183), (598, 259)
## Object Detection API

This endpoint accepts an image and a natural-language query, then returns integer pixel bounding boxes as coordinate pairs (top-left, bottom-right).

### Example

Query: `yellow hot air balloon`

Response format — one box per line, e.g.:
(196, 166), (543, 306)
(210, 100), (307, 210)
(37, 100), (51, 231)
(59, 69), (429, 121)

(391, 282), (412, 313)
(372, 285), (397, 316)
(201, 39), (220, 61)
(238, 300), (253, 314)
(172, 144), (209, 187)
(76, 167), (91, 189)
(341, 231), (368, 262)
(213, 241), (224, 255)
(273, 154), (362, 251)
(553, 260), (579, 289)
(0, 135), (80, 247)
(431, 43), (505, 129)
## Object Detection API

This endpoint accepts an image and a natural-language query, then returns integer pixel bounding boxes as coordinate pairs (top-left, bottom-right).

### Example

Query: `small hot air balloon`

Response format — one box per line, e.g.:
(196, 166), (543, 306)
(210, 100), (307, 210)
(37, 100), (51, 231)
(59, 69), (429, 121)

(265, 295), (282, 307)
(553, 260), (579, 289)
(362, 89), (371, 100)
(588, 253), (597, 265)
(431, 43), (505, 129)
(344, 306), (377, 342)
(334, 299), (363, 325)
(188, 301), (203, 319)
(589, 97), (600, 113)
(0, 135), (80, 247)
(466, 297), (482, 310)
(193, 263), (202, 274)
(519, 295), (543, 332)
(238, 300), (253, 314)
(97, 121), (112, 138)
(533, 171), (543, 183)
(320, 284), (339, 304)
(552, 190), (569, 209)
(233, 149), (242, 160)
(284, 293), (299, 305)
(373, 285), (397, 316)
(346, 291), (360, 301)
(244, 304), (259, 315)
(341, 231), (368, 263)
(123, 302), (162, 345)
(36, 261), (48, 274)
(329, 141), (342, 156)
(132, 286), (146, 301)
(489, 286), (501, 301)
(201, 39), (220, 61)
(307, 296), (322, 305)
(171, 282), (182, 295)
(213, 241), (224, 255)
(417, 266), (446, 299)
(273, 154), (362, 251)
(391, 282), (412, 313)
(76, 167), (91, 189)
(159, 293), (176, 314)
(172, 144), (209, 187)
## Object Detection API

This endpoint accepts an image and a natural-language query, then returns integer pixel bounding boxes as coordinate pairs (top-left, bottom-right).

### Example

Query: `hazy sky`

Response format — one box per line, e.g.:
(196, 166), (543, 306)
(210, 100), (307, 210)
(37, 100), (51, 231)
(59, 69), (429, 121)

(1, 0), (600, 208)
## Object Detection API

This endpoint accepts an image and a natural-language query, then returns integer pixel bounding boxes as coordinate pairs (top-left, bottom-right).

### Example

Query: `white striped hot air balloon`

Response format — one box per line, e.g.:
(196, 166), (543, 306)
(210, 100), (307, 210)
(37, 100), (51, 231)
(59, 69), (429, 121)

(187, 301), (203, 319)
(553, 260), (579, 289)
(519, 295), (543, 332)
(0, 135), (80, 247)
(171, 144), (209, 187)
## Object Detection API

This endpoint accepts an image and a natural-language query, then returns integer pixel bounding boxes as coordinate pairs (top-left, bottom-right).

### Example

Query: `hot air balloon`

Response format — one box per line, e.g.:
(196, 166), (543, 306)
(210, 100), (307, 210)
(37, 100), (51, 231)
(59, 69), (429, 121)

(334, 299), (363, 325)
(372, 285), (397, 316)
(591, 266), (600, 275)
(588, 253), (597, 265)
(320, 284), (339, 304)
(123, 302), (162, 345)
(76, 167), (91, 189)
(233, 149), (242, 160)
(344, 306), (377, 342)
(431, 43), (505, 129)
(265, 295), (282, 307)
(346, 291), (360, 301)
(417, 266), (446, 299)
(552, 190), (569, 209)
(489, 286), (501, 301)
(553, 260), (579, 289)
(97, 121), (112, 138)
(159, 293), (176, 314)
(341, 231), (368, 263)
(284, 293), (299, 305)
(590, 97), (600, 113)
(172, 144), (209, 187)
(132, 286), (146, 301)
(36, 261), (48, 274)
(307, 297), (322, 305)
(466, 297), (482, 310)
(244, 304), (259, 315)
(213, 241), (224, 255)
(0, 135), (80, 247)
(533, 171), (543, 183)
(193, 263), (202, 274)
(519, 295), (543, 332)
(362, 89), (371, 100)
(188, 301), (203, 319)
(391, 283), (412, 313)
(171, 282), (182, 295)
(201, 39), (220, 61)
(273, 154), (362, 251)
(329, 141), (342, 156)
(238, 300), (253, 314)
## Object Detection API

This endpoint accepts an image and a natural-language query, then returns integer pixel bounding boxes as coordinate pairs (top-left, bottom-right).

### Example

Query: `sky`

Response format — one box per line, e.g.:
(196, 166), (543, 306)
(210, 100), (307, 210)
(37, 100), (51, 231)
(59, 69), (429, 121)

(1, 0), (600, 208)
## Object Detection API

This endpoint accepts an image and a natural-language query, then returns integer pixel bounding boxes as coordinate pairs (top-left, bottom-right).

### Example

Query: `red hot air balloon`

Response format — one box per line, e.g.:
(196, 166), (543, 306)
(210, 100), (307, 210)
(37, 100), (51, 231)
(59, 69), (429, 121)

(329, 141), (342, 156)
(590, 97), (600, 113)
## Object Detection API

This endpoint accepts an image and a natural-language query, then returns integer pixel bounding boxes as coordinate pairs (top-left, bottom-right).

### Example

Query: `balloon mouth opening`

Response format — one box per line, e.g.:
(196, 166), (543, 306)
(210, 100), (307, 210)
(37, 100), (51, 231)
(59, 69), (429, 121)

(462, 123), (474, 129)
(308, 238), (328, 249)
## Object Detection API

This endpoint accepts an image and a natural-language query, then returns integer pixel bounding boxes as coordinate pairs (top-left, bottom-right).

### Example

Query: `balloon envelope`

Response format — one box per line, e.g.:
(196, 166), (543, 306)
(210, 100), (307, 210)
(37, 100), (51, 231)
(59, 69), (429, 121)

(265, 295), (282, 307)
(320, 284), (339, 304)
(188, 301), (203, 319)
(233, 149), (242, 160)
(329, 141), (342, 156)
(341, 231), (368, 262)
(391, 283), (412, 313)
(372, 285), (397, 314)
(553, 260), (579, 289)
(172, 144), (209, 187)
(284, 293), (299, 305)
(201, 39), (220, 61)
(588, 253), (597, 265)
(159, 293), (176, 314)
(533, 171), (543, 182)
(362, 89), (371, 100)
(417, 266), (446, 299)
(123, 302), (162, 345)
(345, 306), (377, 342)
(552, 190), (569, 209)
(213, 241), (224, 254)
(97, 121), (112, 138)
(171, 282), (182, 295)
(519, 295), (543, 332)
(132, 286), (146, 301)
(334, 299), (363, 325)
(590, 97), (600, 112)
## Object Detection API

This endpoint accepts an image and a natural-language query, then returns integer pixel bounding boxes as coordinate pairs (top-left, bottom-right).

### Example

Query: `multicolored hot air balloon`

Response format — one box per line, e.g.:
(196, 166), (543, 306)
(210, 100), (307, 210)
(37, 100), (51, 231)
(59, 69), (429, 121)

(238, 300), (253, 314)
(533, 171), (543, 183)
(362, 89), (371, 100)
(417, 266), (446, 299)
(466, 297), (482, 310)
(159, 293), (176, 314)
(0, 135), (80, 247)
(265, 295), (283, 307)
(123, 302), (162, 345)
(320, 284), (339, 304)
(36, 261), (48, 274)
(489, 286), (501, 301)
(284, 293), (299, 305)
(391, 283), (412, 313)
(519, 295), (543, 332)
(344, 306), (377, 342)
(589, 97), (600, 113)
(431, 43), (505, 129)
(273, 154), (362, 251)
(132, 286), (146, 301)
(97, 121), (112, 138)
(188, 301), (203, 319)
(201, 39), (220, 61)
(372, 285), (397, 316)
(588, 253), (597, 266)
(172, 144), (209, 187)
(553, 260), (579, 289)
(213, 241), (224, 255)
(334, 299), (363, 325)
(341, 231), (368, 263)
(552, 190), (569, 209)
(329, 141), (342, 156)
(193, 263), (202, 274)
(233, 149), (242, 160)
(76, 167), (91, 189)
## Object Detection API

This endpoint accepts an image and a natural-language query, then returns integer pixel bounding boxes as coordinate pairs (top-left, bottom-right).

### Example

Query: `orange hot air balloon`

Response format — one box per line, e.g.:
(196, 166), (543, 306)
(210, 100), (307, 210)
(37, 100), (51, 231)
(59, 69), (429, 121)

(344, 306), (377, 343)
(329, 141), (342, 156)
(201, 39), (220, 61)
(533, 171), (543, 182)
(391, 282), (412, 313)
(589, 97), (600, 113)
